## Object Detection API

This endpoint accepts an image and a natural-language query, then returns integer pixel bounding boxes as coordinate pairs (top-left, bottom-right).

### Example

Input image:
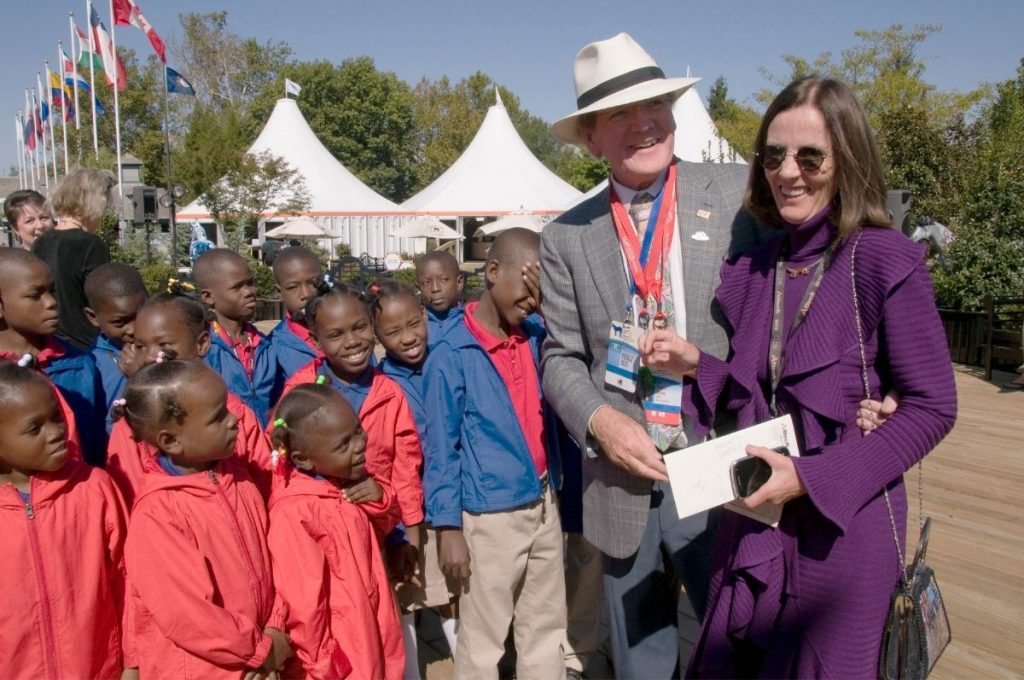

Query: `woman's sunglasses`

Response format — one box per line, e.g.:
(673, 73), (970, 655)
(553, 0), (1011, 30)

(756, 145), (829, 172)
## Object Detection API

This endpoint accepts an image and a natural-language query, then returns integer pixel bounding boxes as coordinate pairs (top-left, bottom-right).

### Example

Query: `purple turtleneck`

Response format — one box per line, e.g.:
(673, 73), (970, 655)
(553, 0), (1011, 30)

(781, 204), (837, 334)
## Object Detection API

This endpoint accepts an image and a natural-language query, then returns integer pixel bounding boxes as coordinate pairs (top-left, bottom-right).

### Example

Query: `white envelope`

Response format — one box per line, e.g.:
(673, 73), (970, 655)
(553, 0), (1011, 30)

(664, 414), (800, 526)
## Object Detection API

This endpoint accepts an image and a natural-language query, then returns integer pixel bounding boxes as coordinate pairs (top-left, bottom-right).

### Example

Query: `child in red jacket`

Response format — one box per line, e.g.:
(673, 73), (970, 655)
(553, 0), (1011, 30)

(116, 359), (291, 678)
(280, 277), (422, 540)
(268, 383), (405, 679)
(105, 290), (272, 507)
(0, 362), (129, 678)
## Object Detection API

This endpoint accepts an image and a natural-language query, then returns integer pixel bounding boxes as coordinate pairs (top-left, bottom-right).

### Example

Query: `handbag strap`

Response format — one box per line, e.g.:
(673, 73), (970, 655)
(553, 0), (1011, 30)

(848, 230), (923, 593)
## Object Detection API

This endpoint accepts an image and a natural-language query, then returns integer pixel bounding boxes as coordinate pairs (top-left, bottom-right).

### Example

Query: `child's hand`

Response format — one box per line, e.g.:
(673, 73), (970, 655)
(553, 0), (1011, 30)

(342, 476), (383, 504)
(259, 627), (293, 673)
(119, 343), (142, 378)
(120, 668), (140, 680)
(388, 542), (421, 585)
(522, 261), (542, 312)
(438, 528), (471, 581)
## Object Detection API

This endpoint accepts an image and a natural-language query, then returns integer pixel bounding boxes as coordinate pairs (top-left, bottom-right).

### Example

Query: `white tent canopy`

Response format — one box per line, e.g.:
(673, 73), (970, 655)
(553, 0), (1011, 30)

(178, 98), (412, 258)
(672, 87), (745, 164)
(401, 90), (582, 216)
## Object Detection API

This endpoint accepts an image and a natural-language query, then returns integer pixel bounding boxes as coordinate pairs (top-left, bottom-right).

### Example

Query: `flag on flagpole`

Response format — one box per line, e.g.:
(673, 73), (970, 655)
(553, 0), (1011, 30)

(166, 66), (196, 96)
(112, 0), (166, 63)
(76, 24), (106, 70)
(61, 48), (77, 78)
(90, 4), (126, 90)
(285, 78), (302, 97)
(23, 114), (37, 152)
(67, 77), (106, 115)
(49, 70), (75, 119)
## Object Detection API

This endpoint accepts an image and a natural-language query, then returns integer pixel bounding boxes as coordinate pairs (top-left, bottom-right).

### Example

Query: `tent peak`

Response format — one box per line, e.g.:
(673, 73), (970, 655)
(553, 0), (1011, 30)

(495, 87), (504, 107)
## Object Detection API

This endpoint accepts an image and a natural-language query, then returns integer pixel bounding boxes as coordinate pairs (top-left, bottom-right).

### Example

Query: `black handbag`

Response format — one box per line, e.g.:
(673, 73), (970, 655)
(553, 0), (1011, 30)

(878, 517), (951, 680)
(848, 232), (952, 680)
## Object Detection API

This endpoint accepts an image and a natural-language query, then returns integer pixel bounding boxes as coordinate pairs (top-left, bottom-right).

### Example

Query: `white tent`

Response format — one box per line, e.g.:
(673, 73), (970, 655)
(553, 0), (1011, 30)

(401, 90), (582, 218)
(672, 87), (745, 164)
(178, 98), (412, 258)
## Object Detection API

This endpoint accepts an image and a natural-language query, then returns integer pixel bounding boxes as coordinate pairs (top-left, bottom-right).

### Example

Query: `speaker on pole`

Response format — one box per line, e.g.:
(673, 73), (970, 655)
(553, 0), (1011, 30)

(886, 189), (912, 236)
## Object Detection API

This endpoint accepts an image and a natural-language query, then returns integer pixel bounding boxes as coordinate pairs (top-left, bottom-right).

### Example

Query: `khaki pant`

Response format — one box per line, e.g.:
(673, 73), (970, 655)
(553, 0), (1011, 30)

(455, 483), (566, 680)
(563, 532), (605, 674)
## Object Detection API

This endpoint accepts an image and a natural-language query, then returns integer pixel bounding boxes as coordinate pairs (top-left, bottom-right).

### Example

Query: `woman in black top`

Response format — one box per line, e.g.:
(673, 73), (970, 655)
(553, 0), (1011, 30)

(32, 168), (115, 349)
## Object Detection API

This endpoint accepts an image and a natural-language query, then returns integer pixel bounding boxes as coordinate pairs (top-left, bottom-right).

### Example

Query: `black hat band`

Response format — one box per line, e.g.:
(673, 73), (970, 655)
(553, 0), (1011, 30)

(576, 66), (666, 110)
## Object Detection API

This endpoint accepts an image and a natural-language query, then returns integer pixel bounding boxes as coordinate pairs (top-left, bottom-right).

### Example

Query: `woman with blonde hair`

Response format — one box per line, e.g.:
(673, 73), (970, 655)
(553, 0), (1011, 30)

(32, 168), (115, 349)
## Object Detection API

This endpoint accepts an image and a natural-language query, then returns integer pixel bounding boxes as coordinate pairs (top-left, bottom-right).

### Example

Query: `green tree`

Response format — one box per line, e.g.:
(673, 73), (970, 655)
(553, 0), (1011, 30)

(199, 150), (311, 253)
(932, 59), (1024, 308)
(173, 11), (291, 112)
(702, 76), (761, 160)
(554, 149), (608, 192)
(174, 104), (248, 203)
(246, 59), (418, 201)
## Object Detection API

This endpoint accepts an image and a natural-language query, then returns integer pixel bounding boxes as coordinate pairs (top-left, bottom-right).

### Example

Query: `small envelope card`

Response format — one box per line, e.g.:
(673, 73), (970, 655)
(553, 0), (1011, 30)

(664, 414), (800, 527)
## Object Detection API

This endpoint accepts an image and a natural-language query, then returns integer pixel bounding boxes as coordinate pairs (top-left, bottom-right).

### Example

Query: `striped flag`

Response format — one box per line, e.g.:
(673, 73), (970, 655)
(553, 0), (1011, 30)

(90, 4), (126, 90)
(75, 24), (105, 71)
(112, 0), (166, 63)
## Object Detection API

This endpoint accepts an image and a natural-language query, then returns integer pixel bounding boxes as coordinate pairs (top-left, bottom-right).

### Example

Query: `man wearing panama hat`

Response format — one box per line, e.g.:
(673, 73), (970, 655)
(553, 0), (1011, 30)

(541, 33), (765, 677)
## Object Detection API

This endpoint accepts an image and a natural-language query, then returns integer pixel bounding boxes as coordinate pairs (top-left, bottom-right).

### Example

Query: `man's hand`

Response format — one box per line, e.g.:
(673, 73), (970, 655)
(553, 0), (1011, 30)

(639, 329), (700, 378)
(438, 528), (471, 582)
(522, 261), (542, 313)
(389, 523), (423, 585)
(259, 627), (293, 673)
(740, 444), (807, 508)
(342, 476), (383, 504)
(857, 391), (899, 435)
(590, 406), (668, 481)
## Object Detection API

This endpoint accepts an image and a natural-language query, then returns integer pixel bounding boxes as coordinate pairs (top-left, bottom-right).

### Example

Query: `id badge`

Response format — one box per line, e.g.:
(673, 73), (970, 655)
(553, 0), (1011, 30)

(643, 371), (683, 425)
(605, 321), (640, 394)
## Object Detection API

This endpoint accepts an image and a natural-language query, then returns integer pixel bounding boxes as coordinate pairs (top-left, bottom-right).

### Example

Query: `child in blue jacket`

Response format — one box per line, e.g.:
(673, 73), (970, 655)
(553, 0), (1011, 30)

(85, 263), (147, 433)
(415, 250), (465, 342)
(265, 246), (322, 398)
(194, 249), (276, 426)
(0, 248), (106, 465)
(422, 229), (565, 678)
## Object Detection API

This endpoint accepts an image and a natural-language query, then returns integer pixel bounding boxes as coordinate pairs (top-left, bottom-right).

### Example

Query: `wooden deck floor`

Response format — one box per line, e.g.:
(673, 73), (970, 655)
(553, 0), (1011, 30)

(914, 365), (1024, 678)
(423, 364), (1024, 678)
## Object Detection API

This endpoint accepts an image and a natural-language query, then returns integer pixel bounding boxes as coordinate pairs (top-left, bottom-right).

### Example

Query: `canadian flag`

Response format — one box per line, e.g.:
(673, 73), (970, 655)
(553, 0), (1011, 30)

(112, 0), (166, 64)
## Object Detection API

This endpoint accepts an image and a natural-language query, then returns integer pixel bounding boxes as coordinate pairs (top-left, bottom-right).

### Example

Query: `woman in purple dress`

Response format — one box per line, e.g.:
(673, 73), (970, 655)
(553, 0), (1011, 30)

(640, 76), (957, 677)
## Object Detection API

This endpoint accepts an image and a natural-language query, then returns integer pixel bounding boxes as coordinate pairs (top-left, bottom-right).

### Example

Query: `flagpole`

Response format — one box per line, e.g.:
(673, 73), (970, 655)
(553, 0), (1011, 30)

(37, 73), (54, 189)
(161, 65), (180, 269)
(16, 114), (26, 190)
(42, 67), (59, 180)
(106, 0), (125, 239)
(54, 52), (71, 173)
(83, 3), (100, 159)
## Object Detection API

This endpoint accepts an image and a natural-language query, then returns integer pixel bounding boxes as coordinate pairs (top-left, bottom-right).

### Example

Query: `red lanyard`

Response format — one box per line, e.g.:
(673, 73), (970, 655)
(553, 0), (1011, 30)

(609, 161), (677, 304)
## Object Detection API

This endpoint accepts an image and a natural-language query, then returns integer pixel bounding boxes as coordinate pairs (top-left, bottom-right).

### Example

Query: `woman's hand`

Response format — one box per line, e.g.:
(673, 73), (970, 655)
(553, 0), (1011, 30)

(639, 329), (700, 378)
(857, 391), (899, 435)
(741, 444), (807, 509)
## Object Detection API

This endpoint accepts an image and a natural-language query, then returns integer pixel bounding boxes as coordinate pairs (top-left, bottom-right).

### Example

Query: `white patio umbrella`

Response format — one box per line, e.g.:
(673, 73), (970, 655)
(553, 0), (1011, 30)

(393, 217), (465, 240)
(476, 211), (546, 236)
(264, 217), (333, 240)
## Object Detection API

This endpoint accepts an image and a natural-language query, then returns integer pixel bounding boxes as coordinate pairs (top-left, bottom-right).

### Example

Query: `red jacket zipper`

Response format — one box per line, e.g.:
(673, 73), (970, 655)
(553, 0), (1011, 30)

(206, 470), (261, 585)
(24, 495), (62, 680)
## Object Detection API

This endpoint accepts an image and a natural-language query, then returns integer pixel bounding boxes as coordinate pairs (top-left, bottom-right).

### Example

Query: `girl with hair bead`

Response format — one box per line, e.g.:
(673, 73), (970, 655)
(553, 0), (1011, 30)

(280, 276), (423, 541)
(0, 362), (129, 678)
(266, 384), (404, 679)
(114, 360), (290, 678)
(105, 283), (272, 508)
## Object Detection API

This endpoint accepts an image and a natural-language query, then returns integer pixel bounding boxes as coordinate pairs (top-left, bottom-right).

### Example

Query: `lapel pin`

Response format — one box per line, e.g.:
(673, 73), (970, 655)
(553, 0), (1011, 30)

(696, 209), (711, 220)
(692, 231), (710, 242)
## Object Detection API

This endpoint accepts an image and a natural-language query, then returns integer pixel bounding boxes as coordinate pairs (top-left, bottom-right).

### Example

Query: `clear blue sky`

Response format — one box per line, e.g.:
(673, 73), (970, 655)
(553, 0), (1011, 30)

(3, 0), (1021, 177)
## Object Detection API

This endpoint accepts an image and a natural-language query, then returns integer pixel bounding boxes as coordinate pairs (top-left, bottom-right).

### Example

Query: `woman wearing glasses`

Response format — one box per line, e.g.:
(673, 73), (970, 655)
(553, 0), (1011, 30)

(640, 76), (957, 677)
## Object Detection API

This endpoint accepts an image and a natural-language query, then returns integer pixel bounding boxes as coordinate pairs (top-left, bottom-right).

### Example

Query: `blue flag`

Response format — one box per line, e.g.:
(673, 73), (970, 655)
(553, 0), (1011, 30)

(166, 66), (195, 96)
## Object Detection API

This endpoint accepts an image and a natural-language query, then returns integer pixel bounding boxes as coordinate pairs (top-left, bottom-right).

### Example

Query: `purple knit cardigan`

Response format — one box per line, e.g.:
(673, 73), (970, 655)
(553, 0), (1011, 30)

(683, 224), (957, 678)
